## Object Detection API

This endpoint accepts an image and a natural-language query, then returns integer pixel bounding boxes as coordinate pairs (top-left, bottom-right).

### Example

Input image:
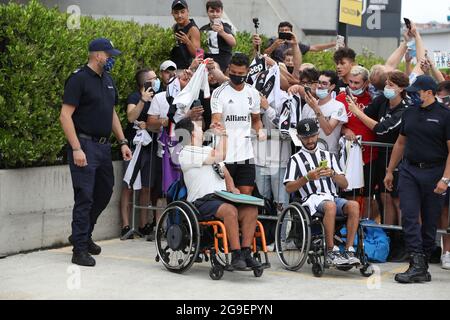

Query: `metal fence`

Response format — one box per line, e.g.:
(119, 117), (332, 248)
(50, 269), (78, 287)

(129, 138), (450, 236)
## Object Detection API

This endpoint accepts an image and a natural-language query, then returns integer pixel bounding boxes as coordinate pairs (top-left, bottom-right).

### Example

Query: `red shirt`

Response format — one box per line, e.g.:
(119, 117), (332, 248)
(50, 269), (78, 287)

(336, 91), (378, 164)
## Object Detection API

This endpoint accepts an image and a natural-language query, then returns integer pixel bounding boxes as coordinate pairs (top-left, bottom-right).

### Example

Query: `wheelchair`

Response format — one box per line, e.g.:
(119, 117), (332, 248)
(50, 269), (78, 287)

(155, 200), (271, 280)
(274, 202), (374, 277)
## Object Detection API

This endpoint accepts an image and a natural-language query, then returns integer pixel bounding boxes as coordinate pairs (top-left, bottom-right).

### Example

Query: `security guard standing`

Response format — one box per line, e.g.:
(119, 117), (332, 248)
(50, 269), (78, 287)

(60, 38), (132, 267)
(384, 75), (450, 283)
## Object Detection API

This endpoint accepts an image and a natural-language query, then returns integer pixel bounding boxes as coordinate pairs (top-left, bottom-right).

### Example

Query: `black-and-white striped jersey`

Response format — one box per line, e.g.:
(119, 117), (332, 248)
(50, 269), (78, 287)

(283, 147), (344, 202)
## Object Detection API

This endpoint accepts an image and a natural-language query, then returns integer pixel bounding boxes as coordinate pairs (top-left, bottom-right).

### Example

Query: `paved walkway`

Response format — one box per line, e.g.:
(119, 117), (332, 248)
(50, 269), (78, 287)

(0, 238), (449, 300)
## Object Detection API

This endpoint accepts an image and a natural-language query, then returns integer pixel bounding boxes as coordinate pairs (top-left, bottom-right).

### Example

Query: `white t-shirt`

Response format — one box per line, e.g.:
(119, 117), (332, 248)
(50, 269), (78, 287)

(179, 146), (226, 202)
(301, 98), (348, 155)
(148, 91), (170, 118)
(211, 82), (261, 163)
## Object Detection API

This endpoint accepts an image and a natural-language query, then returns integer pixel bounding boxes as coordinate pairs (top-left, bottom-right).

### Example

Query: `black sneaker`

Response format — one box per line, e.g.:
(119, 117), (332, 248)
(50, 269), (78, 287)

(120, 226), (133, 240)
(139, 223), (153, 236)
(68, 235), (101, 255)
(231, 250), (247, 270)
(429, 246), (442, 264)
(72, 251), (95, 267)
(242, 248), (262, 269)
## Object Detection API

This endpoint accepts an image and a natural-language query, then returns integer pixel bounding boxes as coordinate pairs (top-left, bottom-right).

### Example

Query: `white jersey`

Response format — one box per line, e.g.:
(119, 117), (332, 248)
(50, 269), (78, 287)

(302, 98), (348, 155)
(211, 82), (261, 163)
(179, 146), (226, 202)
(284, 147), (344, 202)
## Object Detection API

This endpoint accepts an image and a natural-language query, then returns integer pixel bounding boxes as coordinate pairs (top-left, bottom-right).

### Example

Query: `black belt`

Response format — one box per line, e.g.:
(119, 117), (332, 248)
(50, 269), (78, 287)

(78, 133), (109, 144)
(407, 160), (444, 169)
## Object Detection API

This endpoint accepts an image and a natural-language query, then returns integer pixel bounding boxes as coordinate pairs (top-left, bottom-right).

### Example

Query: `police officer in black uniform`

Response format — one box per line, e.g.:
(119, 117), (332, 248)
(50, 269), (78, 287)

(384, 75), (450, 283)
(60, 38), (132, 267)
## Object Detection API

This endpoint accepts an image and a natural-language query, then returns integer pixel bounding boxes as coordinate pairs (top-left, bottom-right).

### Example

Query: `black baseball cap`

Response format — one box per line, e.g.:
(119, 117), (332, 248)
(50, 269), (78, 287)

(296, 118), (319, 138)
(406, 75), (438, 94)
(88, 38), (121, 56)
(172, 0), (188, 10)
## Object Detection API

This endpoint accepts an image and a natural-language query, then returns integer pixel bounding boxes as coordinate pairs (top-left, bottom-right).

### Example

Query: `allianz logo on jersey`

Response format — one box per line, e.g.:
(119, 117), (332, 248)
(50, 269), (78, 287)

(225, 114), (250, 122)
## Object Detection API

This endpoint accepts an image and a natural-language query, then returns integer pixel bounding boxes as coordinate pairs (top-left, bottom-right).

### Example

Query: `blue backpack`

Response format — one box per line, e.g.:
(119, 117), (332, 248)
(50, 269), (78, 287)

(166, 175), (187, 204)
(339, 220), (390, 263)
(362, 220), (390, 263)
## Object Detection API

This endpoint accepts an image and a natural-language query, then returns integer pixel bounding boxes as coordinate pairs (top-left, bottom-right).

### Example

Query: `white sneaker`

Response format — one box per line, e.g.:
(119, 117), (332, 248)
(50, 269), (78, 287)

(326, 246), (349, 266)
(266, 243), (275, 252)
(441, 251), (450, 270)
(281, 240), (298, 251)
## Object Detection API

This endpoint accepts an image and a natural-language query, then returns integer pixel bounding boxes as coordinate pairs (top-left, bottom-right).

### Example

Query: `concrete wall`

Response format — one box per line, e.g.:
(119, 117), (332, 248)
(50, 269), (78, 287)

(0, 162), (124, 256)
(4, 0), (399, 57)
(348, 37), (399, 61)
(421, 31), (450, 54)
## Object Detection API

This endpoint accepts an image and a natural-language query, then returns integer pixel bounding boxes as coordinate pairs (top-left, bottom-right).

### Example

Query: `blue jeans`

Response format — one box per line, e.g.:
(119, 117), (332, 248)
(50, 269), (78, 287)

(255, 166), (289, 210)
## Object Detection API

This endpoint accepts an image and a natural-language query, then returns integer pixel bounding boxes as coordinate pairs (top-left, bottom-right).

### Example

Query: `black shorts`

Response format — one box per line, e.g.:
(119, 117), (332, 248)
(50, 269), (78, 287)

(193, 194), (229, 221)
(225, 160), (256, 187)
(376, 156), (399, 198)
(122, 144), (162, 197)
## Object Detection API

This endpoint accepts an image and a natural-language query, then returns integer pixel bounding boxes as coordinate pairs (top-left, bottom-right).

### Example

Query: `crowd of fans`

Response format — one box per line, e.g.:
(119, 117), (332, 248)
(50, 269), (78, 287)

(118, 0), (450, 276)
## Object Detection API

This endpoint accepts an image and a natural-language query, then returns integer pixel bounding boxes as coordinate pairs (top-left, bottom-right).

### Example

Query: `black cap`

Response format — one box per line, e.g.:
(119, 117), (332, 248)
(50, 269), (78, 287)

(88, 38), (121, 56)
(172, 0), (188, 10)
(296, 118), (319, 137)
(406, 75), (438, 94)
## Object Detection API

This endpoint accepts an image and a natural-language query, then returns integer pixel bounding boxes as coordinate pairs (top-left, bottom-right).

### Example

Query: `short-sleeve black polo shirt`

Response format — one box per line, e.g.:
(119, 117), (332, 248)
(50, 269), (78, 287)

(123, 91), (151, 142)
(400, 101), (450, 164)
(63, 65), (118, 137)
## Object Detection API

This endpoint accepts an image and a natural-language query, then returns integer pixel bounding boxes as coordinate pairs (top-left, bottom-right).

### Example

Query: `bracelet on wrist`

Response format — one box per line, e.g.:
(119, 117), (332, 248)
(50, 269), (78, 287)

(304, 174), (310, 182)
(72, 148), (81, 152)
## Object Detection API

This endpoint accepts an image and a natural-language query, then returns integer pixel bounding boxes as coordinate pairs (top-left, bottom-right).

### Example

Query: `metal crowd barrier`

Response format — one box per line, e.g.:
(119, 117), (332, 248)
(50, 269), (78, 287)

(129, 136), (450, 236)
(358, 141), (450, 235)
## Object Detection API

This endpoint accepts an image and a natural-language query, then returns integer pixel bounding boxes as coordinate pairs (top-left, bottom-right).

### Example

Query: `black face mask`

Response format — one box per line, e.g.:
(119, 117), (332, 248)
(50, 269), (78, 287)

(287, 66), (294, 74)
(229, 74), (247, 85)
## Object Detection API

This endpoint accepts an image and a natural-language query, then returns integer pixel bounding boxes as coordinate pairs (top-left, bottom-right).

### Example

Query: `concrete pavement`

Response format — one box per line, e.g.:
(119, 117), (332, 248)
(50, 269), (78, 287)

(0, 238), (449, 300)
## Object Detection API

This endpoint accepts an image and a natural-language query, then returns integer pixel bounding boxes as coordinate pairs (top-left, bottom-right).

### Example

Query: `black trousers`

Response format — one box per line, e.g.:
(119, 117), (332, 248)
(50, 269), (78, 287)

(68, 138), (114, 253)
(398, 161), (446, 256)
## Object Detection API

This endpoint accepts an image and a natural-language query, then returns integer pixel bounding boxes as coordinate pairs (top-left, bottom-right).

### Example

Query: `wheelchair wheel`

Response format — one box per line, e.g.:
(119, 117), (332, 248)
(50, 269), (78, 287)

(312, 263), (324, 277)
(209, 265), (224, 280)
(360, 263), (374, 277)
(155, 201), (200, 274)
(275, 203), (311, 271)
(253, 267), (264, 277)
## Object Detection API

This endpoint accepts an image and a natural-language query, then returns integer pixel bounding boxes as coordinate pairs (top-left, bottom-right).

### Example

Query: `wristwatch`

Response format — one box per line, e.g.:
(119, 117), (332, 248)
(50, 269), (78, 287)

(441, 177), (450, 185)
(119, 139), (129, 146)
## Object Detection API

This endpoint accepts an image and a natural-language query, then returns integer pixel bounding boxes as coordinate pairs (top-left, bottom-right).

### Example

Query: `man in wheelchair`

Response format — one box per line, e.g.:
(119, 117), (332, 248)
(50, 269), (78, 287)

(176, 118), (262, 270)
(284, 118), (361, 266)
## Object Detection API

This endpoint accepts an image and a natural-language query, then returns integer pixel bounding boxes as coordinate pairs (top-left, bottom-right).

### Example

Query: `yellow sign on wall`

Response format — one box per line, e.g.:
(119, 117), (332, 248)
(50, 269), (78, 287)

(339, 0), (363, 27)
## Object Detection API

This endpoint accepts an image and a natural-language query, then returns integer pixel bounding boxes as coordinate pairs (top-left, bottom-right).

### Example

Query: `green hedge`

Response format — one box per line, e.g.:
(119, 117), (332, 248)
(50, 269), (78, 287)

(0, 0), (384, 169)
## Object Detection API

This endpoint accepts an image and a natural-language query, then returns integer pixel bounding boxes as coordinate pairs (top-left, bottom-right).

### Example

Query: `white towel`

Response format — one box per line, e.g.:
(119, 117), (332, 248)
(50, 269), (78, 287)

(303, 193), (335, 216)
(338, 136), (364, 190)
(173, 62), (210, 120)
(123, 129), (152, 190)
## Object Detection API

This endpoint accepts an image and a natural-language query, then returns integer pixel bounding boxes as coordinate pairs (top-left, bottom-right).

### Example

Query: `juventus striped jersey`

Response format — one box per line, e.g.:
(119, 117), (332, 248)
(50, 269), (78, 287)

(283, 147), (344, 202)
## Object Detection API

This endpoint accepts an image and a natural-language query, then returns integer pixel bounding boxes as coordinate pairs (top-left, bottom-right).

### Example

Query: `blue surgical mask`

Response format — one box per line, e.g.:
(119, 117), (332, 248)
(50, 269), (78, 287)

(408, 92), (423, 107)
(383, 87), (397, 100)
(350, 87), (364, 96)
(103, 57), (115, 73)
(152, 78), (161, 93)
(316, 88), (329, 100)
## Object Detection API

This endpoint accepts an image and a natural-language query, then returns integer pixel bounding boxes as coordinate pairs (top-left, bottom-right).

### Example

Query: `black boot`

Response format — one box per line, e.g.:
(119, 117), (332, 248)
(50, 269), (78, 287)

(394, 253), (432, 283)
(68, 235), (101, 255)
(72, 251), (96, 267)
(241, 248), (262, 269)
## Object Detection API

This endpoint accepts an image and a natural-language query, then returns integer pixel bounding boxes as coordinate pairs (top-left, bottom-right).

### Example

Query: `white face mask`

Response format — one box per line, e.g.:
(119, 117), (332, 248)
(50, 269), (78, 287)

(316, 88), (329, 100)
(437, 95), (450, 107)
